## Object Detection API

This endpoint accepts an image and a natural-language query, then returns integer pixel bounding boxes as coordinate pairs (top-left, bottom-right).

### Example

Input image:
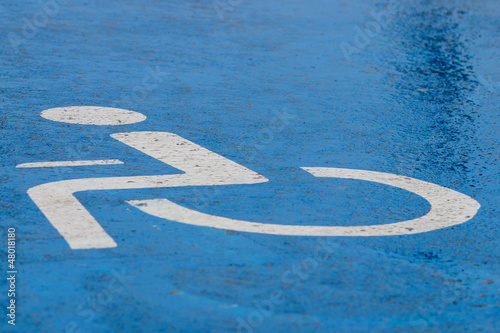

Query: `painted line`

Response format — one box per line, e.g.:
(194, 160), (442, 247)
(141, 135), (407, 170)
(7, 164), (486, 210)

(26, 131), (268, 250)
(40, 106), (147, 125)
(128, 167), (480, 237)
(16, 159), (124, 168)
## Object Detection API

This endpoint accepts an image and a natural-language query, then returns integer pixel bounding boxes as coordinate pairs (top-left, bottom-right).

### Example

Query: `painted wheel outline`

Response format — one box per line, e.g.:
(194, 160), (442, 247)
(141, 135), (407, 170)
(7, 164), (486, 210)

(128, 167), (481, 236)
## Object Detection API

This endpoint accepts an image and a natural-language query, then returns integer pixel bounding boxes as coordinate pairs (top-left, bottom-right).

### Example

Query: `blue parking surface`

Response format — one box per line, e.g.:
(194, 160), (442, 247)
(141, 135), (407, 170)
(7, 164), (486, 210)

(1, 0), (499, 332)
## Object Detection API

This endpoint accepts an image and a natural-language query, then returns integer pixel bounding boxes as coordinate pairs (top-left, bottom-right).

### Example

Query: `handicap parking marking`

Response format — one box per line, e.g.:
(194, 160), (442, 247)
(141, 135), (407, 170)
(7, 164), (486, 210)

(20, 106), (481, 250)
(2, 1), (499, 331)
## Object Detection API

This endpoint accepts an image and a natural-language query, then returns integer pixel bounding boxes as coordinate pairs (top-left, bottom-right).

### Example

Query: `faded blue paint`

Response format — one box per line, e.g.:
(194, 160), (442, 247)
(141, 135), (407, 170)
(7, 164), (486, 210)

(0, 0), (499, 332)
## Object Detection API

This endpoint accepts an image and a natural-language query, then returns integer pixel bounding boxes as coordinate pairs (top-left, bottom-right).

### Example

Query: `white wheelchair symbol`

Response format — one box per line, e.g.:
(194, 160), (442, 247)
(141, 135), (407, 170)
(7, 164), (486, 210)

(17, 106), (481, 250)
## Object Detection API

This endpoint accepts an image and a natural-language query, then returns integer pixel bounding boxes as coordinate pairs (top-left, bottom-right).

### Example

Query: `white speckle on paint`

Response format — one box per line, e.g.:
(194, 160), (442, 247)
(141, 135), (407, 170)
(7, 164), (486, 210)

(40, 106), (146, 125)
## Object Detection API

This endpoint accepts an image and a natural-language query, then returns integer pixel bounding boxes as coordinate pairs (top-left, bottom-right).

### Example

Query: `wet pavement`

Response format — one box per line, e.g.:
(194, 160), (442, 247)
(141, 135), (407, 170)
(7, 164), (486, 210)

(0, 0), (499, 332)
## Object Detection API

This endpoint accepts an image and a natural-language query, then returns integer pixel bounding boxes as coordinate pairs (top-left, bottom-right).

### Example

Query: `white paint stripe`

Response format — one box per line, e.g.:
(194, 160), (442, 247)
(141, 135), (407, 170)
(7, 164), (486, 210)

(27, 132), (268, 249)
(16, 159), (124, 168)
(127, 167), (480, 237)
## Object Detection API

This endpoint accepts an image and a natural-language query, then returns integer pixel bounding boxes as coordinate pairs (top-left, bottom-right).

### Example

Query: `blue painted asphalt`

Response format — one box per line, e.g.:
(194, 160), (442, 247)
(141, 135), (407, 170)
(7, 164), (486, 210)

(1, 0), (499, 332)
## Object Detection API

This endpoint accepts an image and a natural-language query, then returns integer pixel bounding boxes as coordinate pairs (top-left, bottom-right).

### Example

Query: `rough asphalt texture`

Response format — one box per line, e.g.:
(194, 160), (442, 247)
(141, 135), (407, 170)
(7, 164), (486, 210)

(0, 0), (499, 332)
